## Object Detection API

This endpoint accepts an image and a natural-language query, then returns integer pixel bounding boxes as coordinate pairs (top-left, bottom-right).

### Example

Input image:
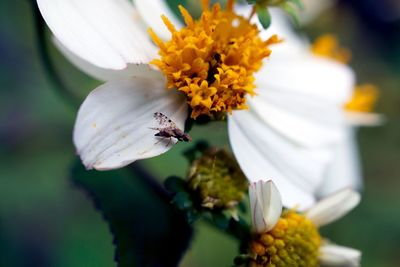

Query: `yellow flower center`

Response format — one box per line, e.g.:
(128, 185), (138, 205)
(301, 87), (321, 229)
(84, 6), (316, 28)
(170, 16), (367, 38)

(345, 84), (379, 112)
(311, 34), (379, 113)
(249, 211), (321, 267)
(148, 0), (279, 119)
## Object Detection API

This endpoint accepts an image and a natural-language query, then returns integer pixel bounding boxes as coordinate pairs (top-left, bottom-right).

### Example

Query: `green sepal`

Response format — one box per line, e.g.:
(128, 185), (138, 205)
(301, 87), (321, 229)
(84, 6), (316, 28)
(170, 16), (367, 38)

(256, 6), (272, 29)
(182, 140), (210, 163)
(286, 0), (304, 9)
(173, 191), (193, 210)
(164, 176), (186, 193)
(280, 2), (301, 26)
(233, 254), (252, 266)
(210, 212), (231, 230)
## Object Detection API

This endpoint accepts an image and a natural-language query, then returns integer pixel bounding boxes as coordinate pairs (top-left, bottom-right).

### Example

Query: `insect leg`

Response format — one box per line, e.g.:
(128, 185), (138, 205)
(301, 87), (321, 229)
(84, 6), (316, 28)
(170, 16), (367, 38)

(166, 137), (173, 147)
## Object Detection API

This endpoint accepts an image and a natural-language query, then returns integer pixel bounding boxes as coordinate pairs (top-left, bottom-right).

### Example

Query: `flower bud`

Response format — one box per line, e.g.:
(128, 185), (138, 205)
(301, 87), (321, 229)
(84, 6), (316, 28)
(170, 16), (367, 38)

(249, 180), (282, 233)
(187, 148), (248, 210)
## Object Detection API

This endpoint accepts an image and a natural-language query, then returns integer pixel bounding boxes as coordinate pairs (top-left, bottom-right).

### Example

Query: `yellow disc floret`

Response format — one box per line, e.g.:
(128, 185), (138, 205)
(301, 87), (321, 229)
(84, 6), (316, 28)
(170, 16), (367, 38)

(149, 0), (279, 118)
(249, 211), (321, 267)
(345, 84), (379, 113)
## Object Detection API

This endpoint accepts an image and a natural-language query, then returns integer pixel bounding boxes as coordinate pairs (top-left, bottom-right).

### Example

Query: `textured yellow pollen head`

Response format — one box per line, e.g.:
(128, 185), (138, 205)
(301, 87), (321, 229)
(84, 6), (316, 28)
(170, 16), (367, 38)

(345, 84), (379, 112)
(149, 0), (279, 119)
(249, 211), (321, 267)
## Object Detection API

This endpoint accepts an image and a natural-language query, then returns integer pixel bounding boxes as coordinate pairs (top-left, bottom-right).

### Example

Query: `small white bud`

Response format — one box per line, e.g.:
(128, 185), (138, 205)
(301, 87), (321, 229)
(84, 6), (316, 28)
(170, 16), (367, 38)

(249, 180), (283, 234)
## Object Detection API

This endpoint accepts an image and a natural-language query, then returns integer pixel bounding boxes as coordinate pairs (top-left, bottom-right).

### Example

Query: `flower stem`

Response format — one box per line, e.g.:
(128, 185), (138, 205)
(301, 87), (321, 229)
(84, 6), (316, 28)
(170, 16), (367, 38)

(249, 5), (257, 21)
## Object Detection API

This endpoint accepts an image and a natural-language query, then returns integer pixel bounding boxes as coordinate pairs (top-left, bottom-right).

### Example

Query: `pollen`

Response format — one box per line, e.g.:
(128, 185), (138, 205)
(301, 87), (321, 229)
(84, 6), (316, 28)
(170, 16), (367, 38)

(249, 211), (321, 267)
(311, 34), (351, 64)
(149, 0), (279, 119)
(345, 84), (379, 113)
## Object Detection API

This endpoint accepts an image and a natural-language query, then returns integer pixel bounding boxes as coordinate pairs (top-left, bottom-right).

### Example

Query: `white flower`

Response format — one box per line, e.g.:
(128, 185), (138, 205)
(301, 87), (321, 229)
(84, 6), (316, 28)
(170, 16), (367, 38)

(229, 7), (355, 208)
(37, 0), (353, 209)
(37, 0), (189, 170)
(249, 180), (362, 267)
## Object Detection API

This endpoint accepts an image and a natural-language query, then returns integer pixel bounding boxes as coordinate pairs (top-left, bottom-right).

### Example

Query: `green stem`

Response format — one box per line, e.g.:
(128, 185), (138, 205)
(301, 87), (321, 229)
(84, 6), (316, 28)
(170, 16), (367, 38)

(30, 1), (80, 109)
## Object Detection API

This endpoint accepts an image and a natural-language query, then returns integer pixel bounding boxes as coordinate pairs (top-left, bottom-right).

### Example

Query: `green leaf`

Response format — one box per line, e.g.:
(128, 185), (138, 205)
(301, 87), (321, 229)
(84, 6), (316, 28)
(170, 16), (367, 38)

(280, 3), (300, 26)
(287, 0), (304, 9)
(71, 160), (193, 267)
(256, 6), (272, 29)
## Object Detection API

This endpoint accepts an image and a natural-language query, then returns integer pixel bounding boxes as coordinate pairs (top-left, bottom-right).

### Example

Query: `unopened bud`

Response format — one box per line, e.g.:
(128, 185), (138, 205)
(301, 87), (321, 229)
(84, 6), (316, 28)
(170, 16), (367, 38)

(187, 148), (248, 210)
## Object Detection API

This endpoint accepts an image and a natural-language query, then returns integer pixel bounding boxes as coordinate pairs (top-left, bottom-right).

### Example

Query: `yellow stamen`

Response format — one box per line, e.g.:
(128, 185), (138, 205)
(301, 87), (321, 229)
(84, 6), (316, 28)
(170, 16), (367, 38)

(178, 5), (194, 28)
(150, 3), (278, 119)
(161, 15), (177, 33)
(147, 28), (165, 50)
(311, 34), (351, 64)
(249, 211), (321, 267)
(345, 84), (379, 113)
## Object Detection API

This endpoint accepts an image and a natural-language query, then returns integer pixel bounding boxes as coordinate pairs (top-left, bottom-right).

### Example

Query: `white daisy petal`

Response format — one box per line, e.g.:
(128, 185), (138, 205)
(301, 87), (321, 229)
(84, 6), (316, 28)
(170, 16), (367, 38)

(229, 111), (325, 209)
(249, 180), (283, 233)
(53, 37), (156, 82)
(306, 188), (361, 227)
(235, 6), (307, 50)
(133, 0), (183, 41)
(316, 129), (362, 198)
(319, 244), (361, 267)
(345, 111), (385, 126)
(257, 53), (355, 104)
(248, 93), (346, 147)
(73, 71), (187, 170)
(37, 0), (157, 70)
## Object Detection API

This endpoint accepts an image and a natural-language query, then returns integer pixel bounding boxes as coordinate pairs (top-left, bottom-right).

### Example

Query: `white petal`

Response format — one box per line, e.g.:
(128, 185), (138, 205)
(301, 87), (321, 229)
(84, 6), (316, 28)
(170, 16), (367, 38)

(37, 0), (157, 70)
(319, 244), (361, 267)
(257, 53), (355, 104)
(235, 7), (308, 50)
(306, 188), (361, 227)
(54, 37), (157, 81)
(73, 71), (188, 170)
(228, 111), (332, 209)
(248, 92), (347, 147)
(316, 129), (362, 198)
(345, 111), (385, 126)
(249, 180), (282, 233)
(133, 0), (183, 41)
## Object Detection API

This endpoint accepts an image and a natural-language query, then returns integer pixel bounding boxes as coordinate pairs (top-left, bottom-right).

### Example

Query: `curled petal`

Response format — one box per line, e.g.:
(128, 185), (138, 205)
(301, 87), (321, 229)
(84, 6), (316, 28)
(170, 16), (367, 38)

(73, 70), (187, 170)
(306, 188), (361, 227)
(319, 244), (361, 267)
(249, 180), (282, 233)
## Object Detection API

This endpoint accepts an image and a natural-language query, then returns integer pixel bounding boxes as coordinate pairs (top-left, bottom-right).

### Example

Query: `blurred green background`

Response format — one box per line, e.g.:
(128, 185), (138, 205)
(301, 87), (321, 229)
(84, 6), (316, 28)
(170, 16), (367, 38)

(0, 0), (399, 266)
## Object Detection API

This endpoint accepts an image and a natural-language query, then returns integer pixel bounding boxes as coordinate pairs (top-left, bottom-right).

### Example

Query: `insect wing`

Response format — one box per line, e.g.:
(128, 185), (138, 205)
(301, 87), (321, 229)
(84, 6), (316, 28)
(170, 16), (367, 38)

(154, 112), (178, 129)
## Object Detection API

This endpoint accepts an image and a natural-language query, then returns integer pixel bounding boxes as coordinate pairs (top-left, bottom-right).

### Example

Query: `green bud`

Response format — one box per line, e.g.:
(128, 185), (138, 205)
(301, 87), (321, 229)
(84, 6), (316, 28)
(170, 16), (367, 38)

(187, 148), (248, 210)
(248, 0), (303, 29)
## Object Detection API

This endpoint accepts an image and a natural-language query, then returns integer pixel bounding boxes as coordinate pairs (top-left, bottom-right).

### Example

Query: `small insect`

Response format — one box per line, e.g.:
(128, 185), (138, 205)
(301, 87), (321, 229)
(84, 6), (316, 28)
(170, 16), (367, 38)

(151, 112), (192, 146)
